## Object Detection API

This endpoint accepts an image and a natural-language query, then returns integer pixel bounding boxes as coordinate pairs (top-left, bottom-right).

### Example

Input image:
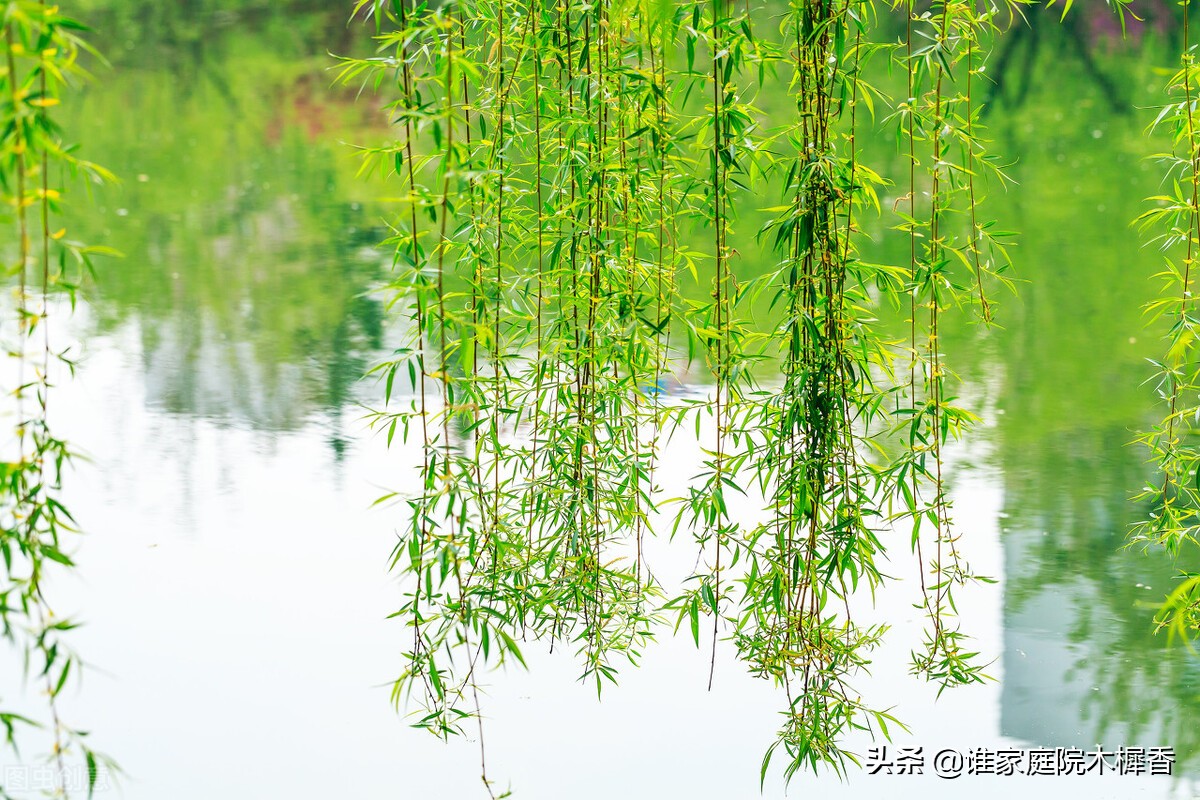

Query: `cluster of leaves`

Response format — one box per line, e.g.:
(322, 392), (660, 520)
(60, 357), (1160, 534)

(339, 0), (1020, 788)
(885, 0), (1019, 690)
(0, 2), (116, 797)
(1133, 0), (1200, 641)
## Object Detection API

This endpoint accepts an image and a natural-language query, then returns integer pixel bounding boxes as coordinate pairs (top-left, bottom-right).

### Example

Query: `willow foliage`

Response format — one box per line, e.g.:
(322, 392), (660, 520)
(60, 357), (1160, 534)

(341, 0), (1021, 787)
(0, 3), (116, 796)
(1135, 0), (1200, 640)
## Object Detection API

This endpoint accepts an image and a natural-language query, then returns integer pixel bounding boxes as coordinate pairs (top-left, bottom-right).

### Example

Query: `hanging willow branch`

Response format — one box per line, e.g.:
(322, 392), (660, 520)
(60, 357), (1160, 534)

(339, 0), (1018, 787)
(1, 2), (118, 795)
(746, 0), (895, 777)
(885, 0), (1014, 688)
(1133, 0), (1200, 638)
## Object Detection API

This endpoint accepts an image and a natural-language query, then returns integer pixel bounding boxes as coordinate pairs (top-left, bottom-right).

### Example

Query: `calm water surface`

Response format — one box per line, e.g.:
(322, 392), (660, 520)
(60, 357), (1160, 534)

(3, 11), (1198, 800)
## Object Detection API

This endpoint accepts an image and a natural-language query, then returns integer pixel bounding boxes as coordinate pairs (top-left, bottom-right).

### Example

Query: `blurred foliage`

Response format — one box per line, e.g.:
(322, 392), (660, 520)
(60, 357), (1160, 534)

(61, 20), (393, 433)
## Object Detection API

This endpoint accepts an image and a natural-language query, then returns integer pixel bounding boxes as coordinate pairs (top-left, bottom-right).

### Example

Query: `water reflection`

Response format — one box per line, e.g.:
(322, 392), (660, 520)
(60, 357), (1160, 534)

(965, 43), (1200, 775)
(68, 47), (389, 433)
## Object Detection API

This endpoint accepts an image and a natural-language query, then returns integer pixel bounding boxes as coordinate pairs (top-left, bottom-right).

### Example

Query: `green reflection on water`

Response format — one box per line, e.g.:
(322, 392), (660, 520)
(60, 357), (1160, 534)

(937, 34), (1200, 771)
(67, 23), (389, 434)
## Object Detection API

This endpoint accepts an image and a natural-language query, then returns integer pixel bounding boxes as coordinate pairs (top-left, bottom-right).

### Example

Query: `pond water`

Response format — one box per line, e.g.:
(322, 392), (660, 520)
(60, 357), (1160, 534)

(2, 9), (1199, 800)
